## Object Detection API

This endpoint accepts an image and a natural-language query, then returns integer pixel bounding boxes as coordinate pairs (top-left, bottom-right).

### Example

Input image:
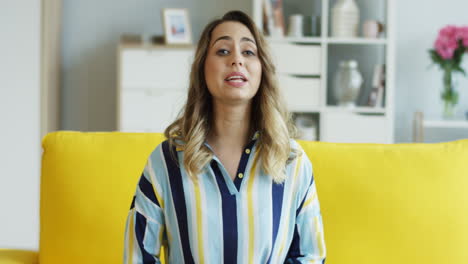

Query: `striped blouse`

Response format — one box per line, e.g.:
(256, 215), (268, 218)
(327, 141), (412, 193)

(123, 132), (326, 263)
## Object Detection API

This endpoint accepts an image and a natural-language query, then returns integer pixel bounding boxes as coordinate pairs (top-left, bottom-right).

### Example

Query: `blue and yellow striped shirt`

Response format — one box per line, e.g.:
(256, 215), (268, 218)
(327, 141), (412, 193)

(123, 133), (326, 263)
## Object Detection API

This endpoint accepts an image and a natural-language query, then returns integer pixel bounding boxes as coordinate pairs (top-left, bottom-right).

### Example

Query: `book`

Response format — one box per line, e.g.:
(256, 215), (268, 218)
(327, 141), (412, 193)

(367, 64), (386, 107)
(262, 0), (274, 36)
(270, 0), (285, 37)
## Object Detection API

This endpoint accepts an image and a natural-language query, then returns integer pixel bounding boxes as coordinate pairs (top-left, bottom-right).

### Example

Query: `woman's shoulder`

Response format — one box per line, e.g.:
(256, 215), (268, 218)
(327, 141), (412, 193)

(288, 138), (302, 151)
(287, 138), (314, 192)
(288, 138), (306, 159)
(147, 139), (181, 163)
(288, 138), (314, 174)
(142, 139), (175, 194)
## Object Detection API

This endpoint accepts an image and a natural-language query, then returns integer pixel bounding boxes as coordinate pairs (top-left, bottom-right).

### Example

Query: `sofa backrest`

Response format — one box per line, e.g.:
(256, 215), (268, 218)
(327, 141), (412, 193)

(40, 132), (165, 264)
(40, 132), (468, 263)
(299, 139), (468, 263)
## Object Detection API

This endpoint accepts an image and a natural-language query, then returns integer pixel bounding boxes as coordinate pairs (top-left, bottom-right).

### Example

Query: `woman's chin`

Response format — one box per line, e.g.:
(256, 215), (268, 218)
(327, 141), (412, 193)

(217, 94), (254, 105)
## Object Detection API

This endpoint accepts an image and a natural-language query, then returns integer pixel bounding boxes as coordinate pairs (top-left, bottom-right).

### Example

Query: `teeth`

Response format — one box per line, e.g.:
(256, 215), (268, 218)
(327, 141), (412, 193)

(226, 76), (245, 81)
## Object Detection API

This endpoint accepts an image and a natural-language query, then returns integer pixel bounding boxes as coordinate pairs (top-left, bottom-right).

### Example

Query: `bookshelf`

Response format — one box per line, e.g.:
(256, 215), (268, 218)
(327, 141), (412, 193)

(253, 0), (396, 143)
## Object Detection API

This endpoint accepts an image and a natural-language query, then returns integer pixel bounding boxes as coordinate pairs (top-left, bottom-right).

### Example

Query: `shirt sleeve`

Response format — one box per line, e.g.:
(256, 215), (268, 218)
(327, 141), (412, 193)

(285, 151), (327, 264)
(123, 152), (166, 264)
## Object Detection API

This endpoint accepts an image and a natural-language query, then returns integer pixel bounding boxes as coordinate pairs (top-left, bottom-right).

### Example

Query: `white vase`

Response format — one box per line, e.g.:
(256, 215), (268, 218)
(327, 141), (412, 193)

(331, 0), (360, 38)
(332, 60), (363, 107)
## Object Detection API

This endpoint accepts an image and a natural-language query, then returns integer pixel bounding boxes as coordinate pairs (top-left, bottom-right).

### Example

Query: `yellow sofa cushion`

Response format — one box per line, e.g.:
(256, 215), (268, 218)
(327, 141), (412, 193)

(40, 132), (468, 263)
(0, 249), (38, 264)
(299, 139), (468, 264)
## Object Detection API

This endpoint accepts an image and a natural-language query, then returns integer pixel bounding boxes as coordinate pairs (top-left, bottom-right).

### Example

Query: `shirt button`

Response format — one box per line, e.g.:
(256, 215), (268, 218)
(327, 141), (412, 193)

(245, 149), (251, 154)
(238, 173), (244, 178)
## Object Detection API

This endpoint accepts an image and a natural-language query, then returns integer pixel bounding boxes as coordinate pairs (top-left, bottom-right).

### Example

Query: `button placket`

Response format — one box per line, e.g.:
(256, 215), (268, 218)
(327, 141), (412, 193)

(233, 141), (257, 191)
(210, 159), (238, 195)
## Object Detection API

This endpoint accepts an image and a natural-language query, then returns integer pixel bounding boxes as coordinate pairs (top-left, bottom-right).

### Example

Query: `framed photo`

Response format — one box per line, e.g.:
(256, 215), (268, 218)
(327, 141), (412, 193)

(162, 8), (193, 45)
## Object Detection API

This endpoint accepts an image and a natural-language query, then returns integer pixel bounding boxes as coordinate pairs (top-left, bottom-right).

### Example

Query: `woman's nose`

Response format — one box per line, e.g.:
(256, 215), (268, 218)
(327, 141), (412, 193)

(231, 51), (244, 66)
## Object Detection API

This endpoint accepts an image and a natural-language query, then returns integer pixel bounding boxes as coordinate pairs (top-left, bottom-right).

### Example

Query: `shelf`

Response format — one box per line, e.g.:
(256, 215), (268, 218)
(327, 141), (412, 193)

(326, 38), (387, 45)
(324, 106), (386, 114)
(266, 36), (322, 44)
(423, 120), (468, 128)
(265, 36), (387, 45)
(290, 106), (386, 115)
(289, 107), (322, 113)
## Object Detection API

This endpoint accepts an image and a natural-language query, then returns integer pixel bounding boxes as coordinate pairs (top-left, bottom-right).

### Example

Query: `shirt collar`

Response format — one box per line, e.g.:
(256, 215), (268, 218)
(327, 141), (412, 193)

(175, 130), (260, 152)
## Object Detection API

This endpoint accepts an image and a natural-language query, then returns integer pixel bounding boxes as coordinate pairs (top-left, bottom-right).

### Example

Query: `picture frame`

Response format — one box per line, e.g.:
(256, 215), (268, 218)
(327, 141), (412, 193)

(162, 8), (193, 45)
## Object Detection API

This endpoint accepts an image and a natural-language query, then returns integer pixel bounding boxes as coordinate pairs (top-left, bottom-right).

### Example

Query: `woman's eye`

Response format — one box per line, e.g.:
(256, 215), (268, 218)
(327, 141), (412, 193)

(216, 49), (229, 55)
(243, 50), (256, 56)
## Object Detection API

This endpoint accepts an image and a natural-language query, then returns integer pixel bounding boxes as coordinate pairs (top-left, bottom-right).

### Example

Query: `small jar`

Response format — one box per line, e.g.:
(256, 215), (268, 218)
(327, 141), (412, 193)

(332, 60), (363, 107)
(287, 14), (304, 37)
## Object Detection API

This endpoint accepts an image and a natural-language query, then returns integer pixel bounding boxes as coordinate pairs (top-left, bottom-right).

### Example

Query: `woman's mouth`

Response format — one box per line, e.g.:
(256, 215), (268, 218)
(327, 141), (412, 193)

(224, 73), (248, 87)
(225, 77), (247, 87)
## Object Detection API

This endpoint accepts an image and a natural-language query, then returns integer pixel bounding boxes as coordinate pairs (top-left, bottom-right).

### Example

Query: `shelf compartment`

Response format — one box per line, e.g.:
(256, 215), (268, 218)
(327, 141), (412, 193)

(328, 0), (388, 39)
(326, 44), (386, 108)
(270, 42), (322, 75)
(278, 74), (320, 111)
(321, 111), (390, 143)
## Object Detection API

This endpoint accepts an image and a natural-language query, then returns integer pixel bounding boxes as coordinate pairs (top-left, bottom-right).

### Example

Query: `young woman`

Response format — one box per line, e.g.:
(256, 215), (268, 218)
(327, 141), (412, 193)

(124, 10), (326, 264)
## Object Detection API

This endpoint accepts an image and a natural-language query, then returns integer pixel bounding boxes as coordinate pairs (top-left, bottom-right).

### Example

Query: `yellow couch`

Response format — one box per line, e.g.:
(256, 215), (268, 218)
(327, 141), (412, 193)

(1, 131), (468, 264)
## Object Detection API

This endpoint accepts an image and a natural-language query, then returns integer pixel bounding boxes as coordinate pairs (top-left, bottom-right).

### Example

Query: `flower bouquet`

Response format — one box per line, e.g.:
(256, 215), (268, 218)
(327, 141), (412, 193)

(429, 25), (468, 118)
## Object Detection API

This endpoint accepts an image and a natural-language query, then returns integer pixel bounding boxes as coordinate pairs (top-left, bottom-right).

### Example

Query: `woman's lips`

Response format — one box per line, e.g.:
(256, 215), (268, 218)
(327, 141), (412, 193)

(224, 79), (247, 87)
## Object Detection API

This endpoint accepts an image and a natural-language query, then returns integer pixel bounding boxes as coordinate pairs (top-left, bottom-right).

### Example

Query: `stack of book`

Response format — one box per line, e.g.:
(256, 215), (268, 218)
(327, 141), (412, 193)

(262, 0), (285, 37)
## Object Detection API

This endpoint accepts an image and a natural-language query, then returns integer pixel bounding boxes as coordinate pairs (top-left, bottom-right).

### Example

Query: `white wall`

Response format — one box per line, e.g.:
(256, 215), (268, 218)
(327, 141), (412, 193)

(0, 1), (41, 250)
(395, 0), (468, 142)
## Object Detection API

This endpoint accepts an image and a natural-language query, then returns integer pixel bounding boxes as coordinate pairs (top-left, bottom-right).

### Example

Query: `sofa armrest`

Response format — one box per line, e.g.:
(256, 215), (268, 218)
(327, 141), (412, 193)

(0, 249), (38, 264)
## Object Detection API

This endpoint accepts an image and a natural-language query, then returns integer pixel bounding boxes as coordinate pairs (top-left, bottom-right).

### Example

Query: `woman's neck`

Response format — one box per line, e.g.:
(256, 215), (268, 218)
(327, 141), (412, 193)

(207, 101), (253, 148)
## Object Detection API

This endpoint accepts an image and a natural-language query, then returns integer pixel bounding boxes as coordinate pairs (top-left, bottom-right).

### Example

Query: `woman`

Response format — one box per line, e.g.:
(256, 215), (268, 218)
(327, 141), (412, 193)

(124, 10), (326, 264)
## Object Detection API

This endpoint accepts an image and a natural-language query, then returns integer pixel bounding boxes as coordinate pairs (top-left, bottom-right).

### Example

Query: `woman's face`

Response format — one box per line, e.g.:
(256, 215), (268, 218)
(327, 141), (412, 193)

(204, 21), (262, 106)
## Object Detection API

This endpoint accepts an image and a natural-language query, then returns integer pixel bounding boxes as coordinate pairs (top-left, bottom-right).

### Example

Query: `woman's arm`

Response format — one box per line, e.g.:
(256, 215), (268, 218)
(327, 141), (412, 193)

(123, 158), (166, 264)
(285, 153), (326, 264)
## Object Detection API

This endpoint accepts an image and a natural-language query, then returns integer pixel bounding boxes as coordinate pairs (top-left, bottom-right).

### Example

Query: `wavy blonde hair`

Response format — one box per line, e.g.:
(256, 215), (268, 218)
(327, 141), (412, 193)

(164, 10), (299, 184)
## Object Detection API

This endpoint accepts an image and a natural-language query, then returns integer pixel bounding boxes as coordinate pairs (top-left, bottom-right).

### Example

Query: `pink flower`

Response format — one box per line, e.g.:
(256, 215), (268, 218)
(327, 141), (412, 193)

(457, 26), (468, 48)
(435, 37), (457, 59)
(440, 25), (458, 39)
(434, 25), (464, 59)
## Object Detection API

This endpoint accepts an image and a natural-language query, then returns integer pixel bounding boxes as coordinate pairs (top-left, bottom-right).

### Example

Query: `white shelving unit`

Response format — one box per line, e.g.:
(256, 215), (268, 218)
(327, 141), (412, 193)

(253, 0), (396, 143)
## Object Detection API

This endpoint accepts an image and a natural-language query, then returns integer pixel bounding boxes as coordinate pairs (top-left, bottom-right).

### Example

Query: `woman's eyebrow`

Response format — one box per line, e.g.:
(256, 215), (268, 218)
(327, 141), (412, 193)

(211, 36), (256, 47)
